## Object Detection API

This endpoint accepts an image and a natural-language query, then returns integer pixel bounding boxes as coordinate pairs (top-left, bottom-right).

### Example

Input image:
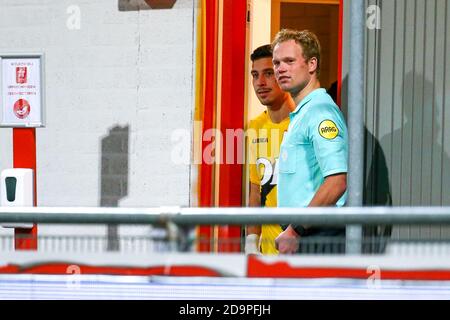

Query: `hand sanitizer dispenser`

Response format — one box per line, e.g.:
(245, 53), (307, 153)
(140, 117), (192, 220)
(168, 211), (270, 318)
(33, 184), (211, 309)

(1, 168), (34, 228)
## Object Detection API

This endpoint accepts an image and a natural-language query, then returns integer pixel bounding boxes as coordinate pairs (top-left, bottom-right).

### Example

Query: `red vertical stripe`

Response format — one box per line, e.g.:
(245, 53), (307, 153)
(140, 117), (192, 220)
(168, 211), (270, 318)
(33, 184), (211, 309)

(13, 128), (38, 250)
(217, 0), (247, 252)
(197, 0), (219, 252)
(199, 0), (217, 208)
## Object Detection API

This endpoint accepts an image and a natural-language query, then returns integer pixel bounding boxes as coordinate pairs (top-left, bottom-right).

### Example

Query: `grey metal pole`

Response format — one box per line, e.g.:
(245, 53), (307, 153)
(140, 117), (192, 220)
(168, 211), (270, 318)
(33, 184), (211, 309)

(346, 0), (365, 254)
(2, 206), (450, 225)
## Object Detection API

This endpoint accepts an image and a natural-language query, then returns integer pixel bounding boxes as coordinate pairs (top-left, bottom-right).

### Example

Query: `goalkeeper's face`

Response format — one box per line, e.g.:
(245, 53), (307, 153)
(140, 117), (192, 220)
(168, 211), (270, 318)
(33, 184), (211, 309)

(251, 57), (285, 108)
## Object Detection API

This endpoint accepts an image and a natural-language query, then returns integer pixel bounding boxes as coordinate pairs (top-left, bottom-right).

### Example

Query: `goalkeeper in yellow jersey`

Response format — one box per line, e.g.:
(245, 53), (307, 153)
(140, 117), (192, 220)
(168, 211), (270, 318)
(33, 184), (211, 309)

(245, 45), (295, 255)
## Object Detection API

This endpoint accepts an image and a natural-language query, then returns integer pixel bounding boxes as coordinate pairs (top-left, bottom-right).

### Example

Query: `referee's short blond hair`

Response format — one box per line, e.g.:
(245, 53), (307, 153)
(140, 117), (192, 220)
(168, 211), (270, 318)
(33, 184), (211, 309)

(272, 29), (321, 76)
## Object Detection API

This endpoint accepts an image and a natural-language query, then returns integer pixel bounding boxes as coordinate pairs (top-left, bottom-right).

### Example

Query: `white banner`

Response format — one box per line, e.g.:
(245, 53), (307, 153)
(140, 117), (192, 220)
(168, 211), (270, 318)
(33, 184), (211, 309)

(1, 56), (43, 127)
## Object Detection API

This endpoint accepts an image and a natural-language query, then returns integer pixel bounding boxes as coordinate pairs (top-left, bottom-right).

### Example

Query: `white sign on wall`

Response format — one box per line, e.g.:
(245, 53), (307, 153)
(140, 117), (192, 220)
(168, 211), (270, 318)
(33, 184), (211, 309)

(1, 55), (44, 127)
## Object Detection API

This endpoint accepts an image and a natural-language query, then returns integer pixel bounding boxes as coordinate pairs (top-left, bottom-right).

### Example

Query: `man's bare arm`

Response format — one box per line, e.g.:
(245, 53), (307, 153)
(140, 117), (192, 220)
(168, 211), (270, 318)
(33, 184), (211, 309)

(276, 173), (347, 254)
(309, 173), (347, 207)
(247, 182), (262, 235)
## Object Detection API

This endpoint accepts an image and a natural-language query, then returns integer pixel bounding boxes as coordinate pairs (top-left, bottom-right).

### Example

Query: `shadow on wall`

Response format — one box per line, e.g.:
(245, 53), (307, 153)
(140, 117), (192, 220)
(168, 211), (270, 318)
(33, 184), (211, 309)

(118, 0), (177, 11)
(331, 77), (392, 253)
(100, 125), (129, 251)
(376, 71), (450, 245)
(364, 126), (392, 253)
(379, 71), (450, 206)
(334, 76), (392, 206)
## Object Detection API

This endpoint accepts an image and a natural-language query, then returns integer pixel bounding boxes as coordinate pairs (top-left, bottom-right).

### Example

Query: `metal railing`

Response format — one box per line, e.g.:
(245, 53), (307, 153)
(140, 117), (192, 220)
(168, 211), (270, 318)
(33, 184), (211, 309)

(1, 206), (450, 255)
(1, 206), (450, 225)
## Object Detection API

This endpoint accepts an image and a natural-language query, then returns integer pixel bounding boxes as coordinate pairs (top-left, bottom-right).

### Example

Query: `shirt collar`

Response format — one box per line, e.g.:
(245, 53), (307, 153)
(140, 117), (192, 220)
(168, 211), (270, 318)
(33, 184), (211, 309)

(290, 88), (326, 116)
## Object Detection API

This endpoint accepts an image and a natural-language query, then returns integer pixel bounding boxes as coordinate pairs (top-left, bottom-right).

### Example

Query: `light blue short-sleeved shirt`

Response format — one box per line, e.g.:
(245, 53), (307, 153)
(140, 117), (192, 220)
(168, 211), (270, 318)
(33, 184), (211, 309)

(277, 88), (348, 207)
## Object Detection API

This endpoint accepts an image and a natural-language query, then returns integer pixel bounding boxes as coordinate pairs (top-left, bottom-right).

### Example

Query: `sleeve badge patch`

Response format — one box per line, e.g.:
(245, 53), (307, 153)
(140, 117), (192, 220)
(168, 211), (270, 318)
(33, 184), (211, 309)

(318, 120), (339, 139)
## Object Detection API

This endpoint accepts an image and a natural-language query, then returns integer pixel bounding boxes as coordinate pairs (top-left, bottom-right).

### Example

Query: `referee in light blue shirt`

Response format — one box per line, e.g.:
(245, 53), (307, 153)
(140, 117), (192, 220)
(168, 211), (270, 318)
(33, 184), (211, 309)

(271, 29), (349, 254)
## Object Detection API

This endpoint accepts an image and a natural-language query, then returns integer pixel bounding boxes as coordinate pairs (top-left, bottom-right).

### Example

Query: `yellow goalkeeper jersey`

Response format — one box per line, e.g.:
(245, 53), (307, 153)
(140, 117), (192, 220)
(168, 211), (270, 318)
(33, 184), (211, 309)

(248, 111), (289, 254)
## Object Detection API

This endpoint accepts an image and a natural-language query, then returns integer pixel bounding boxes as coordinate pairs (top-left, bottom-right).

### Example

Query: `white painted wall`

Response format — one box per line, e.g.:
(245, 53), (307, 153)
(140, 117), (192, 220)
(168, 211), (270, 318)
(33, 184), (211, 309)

(0, 0), (195, 207)
(0, 0), (196, 241)
(247, 0), (271, 121)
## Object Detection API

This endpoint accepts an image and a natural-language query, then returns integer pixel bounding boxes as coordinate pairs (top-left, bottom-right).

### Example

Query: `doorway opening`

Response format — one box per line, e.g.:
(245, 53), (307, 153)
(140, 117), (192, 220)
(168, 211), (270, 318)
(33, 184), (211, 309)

(272, 0), (340, 95)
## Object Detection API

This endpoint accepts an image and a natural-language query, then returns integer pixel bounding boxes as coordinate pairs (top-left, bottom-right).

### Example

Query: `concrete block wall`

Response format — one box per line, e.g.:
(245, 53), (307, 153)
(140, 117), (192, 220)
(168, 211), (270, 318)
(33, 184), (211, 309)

(0, 0), (196, 242)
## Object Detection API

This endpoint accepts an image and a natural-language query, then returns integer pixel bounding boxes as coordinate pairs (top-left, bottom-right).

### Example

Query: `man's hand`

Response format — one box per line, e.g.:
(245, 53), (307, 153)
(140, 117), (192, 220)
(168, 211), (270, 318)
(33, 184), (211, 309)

(275, 225), (300, 254)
